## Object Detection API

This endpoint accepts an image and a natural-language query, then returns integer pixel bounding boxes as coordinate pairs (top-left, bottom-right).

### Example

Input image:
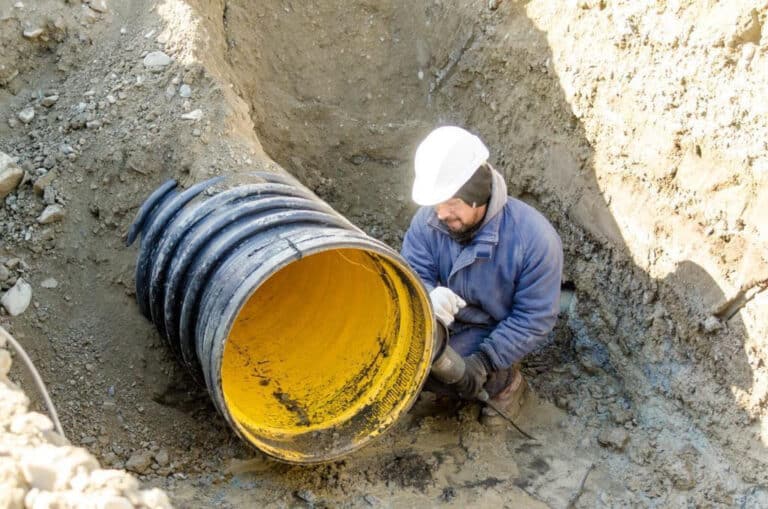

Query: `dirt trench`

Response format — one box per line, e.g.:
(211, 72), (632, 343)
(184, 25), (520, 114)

(0, 0), (767, 507)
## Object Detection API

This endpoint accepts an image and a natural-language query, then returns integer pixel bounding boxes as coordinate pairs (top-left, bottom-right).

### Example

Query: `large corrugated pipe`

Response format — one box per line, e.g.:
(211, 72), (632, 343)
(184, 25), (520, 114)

(126, 172), (435, 464)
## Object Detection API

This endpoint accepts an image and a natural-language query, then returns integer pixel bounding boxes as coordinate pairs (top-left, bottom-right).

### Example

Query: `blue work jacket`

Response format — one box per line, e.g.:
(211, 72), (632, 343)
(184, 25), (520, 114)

(401, 198), (563, 370)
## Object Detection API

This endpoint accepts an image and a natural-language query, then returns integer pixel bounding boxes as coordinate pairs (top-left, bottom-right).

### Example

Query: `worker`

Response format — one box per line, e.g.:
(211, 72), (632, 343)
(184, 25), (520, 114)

(401, 126), (563, 425)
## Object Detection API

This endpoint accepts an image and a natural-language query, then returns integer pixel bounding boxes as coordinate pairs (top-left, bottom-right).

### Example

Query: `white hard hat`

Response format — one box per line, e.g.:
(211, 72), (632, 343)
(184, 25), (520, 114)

(411, 126), (489, 206)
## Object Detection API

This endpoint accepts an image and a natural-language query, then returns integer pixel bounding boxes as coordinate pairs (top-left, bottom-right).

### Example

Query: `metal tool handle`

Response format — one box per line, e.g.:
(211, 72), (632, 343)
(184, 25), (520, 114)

(476, 389), (536, 441)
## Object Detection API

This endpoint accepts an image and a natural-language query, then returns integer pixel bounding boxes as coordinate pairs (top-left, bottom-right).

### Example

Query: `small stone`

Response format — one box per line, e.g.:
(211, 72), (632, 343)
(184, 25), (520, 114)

(86, 119), (102, 129)
(0, 265), (9, 282)
(17, 107), (34, 124)
(89, 0), (108, 13)
(597, 427), (630, 451)
(125, 451), (153, 474)
(41, 95), (58, 107)
(33, 170), (57, 195)
(143, 51), (172, 69)
(295, 490), (316, 504)
(154, 449), (169, 467)
(40, 278), (58, 289)
(22, 28), (44, 39)
(180, 109), (202, 121)
(0, 152), (24, 199)
(178, 84), (192, 97)
(43, 185), (56, 205)
(37, 204), (65, 224)
(107, 94), (117, 104)
(1, 278), (32, 316)
(702, 315), (722, 334)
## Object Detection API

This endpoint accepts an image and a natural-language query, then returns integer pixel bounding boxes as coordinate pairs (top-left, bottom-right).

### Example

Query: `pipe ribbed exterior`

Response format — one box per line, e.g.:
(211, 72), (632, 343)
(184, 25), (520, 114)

(127, 172), (435, 463)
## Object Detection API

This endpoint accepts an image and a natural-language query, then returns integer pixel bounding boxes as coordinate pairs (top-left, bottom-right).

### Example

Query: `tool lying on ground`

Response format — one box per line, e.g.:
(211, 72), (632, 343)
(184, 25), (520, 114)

(430, 324), (536, 440)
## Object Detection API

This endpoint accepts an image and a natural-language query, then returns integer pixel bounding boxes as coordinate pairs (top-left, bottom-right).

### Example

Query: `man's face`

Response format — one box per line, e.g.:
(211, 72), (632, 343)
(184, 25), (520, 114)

(434, 198), (486, 233)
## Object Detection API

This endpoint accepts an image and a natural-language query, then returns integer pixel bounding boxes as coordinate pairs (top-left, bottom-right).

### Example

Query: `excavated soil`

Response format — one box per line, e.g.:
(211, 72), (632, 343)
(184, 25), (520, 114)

(1, 0), (767, 507)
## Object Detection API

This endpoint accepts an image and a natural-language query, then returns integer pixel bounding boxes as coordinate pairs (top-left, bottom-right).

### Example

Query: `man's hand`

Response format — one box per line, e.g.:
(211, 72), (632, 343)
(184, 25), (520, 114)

(429, 287), (466, 326)
(455, 352), (492, 400)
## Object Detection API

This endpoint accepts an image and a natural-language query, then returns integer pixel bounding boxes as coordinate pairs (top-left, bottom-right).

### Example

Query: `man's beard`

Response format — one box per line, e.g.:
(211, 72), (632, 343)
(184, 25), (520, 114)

(443, 218), (483, 245)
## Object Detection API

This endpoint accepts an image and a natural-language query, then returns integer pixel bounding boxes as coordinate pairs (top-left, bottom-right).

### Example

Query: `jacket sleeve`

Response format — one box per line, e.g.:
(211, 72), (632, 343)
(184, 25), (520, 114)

(479, 221), (563, 370)
(400, 208), (439, 293)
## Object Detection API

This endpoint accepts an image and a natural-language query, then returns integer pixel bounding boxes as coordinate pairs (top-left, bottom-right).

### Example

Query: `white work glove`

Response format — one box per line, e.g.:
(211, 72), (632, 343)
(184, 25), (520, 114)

(429, 286), (466, 326)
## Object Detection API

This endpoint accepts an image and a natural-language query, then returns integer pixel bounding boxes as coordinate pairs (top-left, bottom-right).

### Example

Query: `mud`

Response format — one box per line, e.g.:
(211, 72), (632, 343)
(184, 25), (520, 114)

(0, 0), (766, 507)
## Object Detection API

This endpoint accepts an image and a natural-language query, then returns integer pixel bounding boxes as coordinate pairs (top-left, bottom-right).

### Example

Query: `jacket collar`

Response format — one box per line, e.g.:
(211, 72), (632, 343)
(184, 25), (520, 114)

(427, 165), (507, 245)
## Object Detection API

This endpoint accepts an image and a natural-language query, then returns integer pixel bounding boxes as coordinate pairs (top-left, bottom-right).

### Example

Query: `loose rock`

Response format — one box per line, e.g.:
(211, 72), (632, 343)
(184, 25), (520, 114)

(33, 170), (57, 196)
(17, 107), (34, 124)
(125, 451), (153, 474)
(181, 109), (202, 121)
(89, 0), (109, 13)
(702, 315), (722, 334)
(22, 28), (44, 39)
(43, 186), (56, 205)
(40, 278), (58, 289)
(179, 84), (192, 98)
(597, 427), (630, 451)
(41, 95), (58, 108)
(1, 278), (32, 316)
(37, 204), (66, 224)
(0, 152), (23, 199)
(10, 412), (54, 434)
(154, 449), (170, 467)
(143, 51), (172, 69)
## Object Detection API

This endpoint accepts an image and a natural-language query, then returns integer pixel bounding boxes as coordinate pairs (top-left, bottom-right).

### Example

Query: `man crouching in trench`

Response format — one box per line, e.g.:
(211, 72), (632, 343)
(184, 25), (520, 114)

(401, 126), (564, 425)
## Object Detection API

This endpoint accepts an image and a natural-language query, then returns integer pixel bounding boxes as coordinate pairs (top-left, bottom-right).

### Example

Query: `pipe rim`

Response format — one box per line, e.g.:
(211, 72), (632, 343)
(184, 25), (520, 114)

(208, 235), (435, 464)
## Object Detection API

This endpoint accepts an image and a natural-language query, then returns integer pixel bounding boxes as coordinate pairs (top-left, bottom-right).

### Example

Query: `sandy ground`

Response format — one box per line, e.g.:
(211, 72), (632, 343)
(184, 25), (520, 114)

(0, 0), (767, 507)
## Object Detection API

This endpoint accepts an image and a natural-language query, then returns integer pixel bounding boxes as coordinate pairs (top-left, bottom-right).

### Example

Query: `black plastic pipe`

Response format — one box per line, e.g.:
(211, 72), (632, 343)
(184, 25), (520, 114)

(126, 172), (435, 463)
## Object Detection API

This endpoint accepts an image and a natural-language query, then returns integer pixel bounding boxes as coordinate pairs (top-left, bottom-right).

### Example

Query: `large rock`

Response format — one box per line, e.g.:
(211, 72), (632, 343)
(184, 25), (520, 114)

(0, 152), (23, 200)
(19, 445), (98, 491)
(1, 278), (32, 316)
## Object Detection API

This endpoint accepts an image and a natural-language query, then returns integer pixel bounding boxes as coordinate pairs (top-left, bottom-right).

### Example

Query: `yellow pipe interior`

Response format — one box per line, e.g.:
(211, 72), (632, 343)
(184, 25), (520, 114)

(221, 248), (431, 459)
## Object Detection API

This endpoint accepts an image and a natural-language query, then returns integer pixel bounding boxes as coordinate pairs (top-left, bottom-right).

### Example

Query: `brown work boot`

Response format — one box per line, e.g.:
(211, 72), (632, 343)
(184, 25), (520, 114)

(481, 368), (528, 427)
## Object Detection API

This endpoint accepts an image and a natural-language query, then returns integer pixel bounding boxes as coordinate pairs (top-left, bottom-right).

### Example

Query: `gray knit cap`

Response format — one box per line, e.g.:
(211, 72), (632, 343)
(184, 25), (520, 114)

(453, 164), (492, 207)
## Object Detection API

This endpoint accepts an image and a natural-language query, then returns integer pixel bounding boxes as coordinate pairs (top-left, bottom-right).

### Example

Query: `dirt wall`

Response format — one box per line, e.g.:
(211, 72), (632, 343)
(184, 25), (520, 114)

(208, 0), (768, 479)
